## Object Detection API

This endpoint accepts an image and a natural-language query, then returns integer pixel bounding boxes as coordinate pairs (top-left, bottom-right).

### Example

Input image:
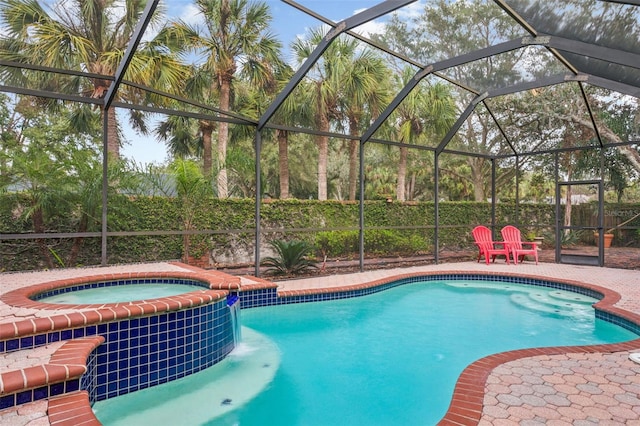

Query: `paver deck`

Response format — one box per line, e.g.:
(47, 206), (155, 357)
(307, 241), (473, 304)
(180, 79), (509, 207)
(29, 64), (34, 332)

(1, 260), (640, 425)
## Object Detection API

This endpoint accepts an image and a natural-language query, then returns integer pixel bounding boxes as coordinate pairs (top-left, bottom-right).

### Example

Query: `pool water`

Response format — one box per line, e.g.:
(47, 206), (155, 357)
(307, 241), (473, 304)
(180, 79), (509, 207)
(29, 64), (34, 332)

(92, 279), (637, 425)
(38, 283), (206, 304)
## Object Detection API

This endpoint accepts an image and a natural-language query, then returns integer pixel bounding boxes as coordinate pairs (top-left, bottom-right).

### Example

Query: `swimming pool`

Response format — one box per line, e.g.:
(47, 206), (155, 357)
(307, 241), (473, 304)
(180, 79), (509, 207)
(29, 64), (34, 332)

(91, 279), (637, 425)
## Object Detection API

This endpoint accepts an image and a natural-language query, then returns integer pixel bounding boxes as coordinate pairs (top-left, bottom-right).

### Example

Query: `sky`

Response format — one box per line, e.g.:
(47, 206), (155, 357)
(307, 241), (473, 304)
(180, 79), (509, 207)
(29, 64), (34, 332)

(121, 0), (424, 166)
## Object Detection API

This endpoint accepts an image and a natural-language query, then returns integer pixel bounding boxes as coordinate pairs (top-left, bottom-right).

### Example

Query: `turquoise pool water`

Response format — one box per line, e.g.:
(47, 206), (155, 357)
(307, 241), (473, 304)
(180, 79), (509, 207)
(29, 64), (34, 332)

(92, 279), (637, 425)
(38, 283), (206, 304)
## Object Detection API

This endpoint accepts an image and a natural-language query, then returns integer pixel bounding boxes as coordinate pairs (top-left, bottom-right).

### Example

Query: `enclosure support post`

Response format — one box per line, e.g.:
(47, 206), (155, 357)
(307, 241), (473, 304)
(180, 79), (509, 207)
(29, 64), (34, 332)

(254, 130), (262, 277)
(599, 149), (605, 266)
(491, 159), (496, 235)
(101, 110), (108, 267)
(434, 152), (440, 264)
(515, 156), (520, 225)
(358, 140), (365, 272)
(554, 153), (561, 263)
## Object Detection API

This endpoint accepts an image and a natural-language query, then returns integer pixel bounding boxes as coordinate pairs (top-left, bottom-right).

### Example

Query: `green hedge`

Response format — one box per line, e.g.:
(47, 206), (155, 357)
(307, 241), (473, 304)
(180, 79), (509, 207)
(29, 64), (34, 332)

(4, 195), (638, 272)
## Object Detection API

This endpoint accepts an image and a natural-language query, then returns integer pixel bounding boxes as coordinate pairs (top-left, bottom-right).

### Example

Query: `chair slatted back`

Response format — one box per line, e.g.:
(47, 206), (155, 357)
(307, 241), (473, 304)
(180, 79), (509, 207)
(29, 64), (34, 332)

(501, 225), (523, 249)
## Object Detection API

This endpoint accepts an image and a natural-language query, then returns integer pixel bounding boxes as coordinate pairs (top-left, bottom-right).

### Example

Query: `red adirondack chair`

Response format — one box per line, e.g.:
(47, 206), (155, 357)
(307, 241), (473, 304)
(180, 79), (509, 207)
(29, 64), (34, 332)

(500, 225), (539, 265)
(471, 225), (510, 265)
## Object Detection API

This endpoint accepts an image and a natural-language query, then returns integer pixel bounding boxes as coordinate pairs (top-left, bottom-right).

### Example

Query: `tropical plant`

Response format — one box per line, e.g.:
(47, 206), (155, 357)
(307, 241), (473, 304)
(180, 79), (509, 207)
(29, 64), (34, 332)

(391, 67), (456, 201)
(0, 0), (186, 158)
(168, 159), (212, 261)
(167, 0), (284, 197)
(155, 114), (204, 161)
(378, 0), (534, 201)
(7, 103), (140, 268)
(339, 43), (391, 200)
(261, 239), (317, 276)
(291, 28), (358, 200)
(231, 62), (299, 199)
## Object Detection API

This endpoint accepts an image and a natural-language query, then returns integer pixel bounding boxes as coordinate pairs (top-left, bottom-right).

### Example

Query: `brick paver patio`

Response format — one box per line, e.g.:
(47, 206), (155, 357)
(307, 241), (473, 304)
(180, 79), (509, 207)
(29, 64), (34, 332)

(1, 259), (640, 425)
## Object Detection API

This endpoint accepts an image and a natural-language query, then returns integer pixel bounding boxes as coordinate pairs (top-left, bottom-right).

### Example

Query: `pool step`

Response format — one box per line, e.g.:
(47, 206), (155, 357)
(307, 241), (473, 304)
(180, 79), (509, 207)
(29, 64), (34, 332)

(547, 290), (596, 304)
(510, 293), (591, 317)
(527, 291), (592, 311)
(444, 281), (595, 317)
(444, 281), (529, 292)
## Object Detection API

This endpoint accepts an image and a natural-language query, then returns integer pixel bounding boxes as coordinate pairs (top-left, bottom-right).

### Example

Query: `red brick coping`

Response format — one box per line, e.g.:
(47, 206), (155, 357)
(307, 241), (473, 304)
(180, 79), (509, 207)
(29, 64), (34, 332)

(0, 336), (103, 397)
(48, 390), (100, 425)
(0, 270), (241, 340)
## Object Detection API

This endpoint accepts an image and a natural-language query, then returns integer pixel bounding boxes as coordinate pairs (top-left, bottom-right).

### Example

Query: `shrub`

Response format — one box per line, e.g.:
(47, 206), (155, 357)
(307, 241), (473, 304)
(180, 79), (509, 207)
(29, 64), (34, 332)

(261, 240), (318, 276)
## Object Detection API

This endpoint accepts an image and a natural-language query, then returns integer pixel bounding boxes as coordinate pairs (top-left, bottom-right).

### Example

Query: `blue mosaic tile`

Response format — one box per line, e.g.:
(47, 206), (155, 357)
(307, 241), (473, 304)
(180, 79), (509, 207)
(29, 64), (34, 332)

(33, 386), (48, 401)
(50, 382), (65, 397)
(6, 339), (19, 352)
(19, 336), (33, 349)
(15, 391), (31, 405)
(66, 379), (80, 392)
(80, 297), (235, 404)
(0, 395), (15, 410)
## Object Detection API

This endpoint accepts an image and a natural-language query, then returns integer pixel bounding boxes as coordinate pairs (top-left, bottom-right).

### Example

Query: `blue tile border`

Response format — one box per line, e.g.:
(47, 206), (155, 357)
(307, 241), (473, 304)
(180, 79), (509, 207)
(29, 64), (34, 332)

(239, 274), (637, 336)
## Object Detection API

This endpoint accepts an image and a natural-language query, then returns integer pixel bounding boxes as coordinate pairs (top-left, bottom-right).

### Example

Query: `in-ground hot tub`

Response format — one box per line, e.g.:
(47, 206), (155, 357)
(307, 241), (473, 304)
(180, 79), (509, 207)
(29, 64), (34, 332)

(0, 272), (242, 408)
(33, 280), (209, 304)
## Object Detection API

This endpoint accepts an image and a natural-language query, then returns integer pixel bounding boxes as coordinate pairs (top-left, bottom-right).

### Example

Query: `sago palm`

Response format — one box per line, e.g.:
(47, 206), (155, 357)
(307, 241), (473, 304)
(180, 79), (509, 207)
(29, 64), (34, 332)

(261, 240), (317, 276)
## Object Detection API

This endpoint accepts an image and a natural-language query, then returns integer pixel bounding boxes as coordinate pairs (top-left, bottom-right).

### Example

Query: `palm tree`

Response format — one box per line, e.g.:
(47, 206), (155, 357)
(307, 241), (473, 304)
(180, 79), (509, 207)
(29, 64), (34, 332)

(169, 158), (211, 262)
(292, 27), (353, 201)
(155, 64), (217, 176)
(230, 61), (300, 199)
(167, 0), (283, 198)
(292, 29), (391, 201)
(155, 114), (204, 161)
(12, 141), (71, 268)
(392, 67), (456, 201)
(341, 49), (391, 200)
(272, 73), (313, 199)
(0, 0), (186, 159)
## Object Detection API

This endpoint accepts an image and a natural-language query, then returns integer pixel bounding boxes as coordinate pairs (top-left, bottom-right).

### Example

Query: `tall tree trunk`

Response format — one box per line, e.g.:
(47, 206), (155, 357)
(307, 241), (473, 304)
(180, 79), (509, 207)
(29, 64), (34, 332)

(469, 158), (486, 201)
(317, 112), (330, 201)
(32, 207), (54, 268)
(563, 154), (573, 236)
(105, 107), (120, 159)
(67, 214), (88, 266)
(409, 173), (416, 201)
(396, 146), (408, 201)
(202, 123), (213, 177)
(564, 183), (573, 237)
(277, 129), (290, 199)
(317, 134), (328, 201)
(348, 117), (359, 201)
(348, 139), (358, 200)
(217, 79), (231, 198)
